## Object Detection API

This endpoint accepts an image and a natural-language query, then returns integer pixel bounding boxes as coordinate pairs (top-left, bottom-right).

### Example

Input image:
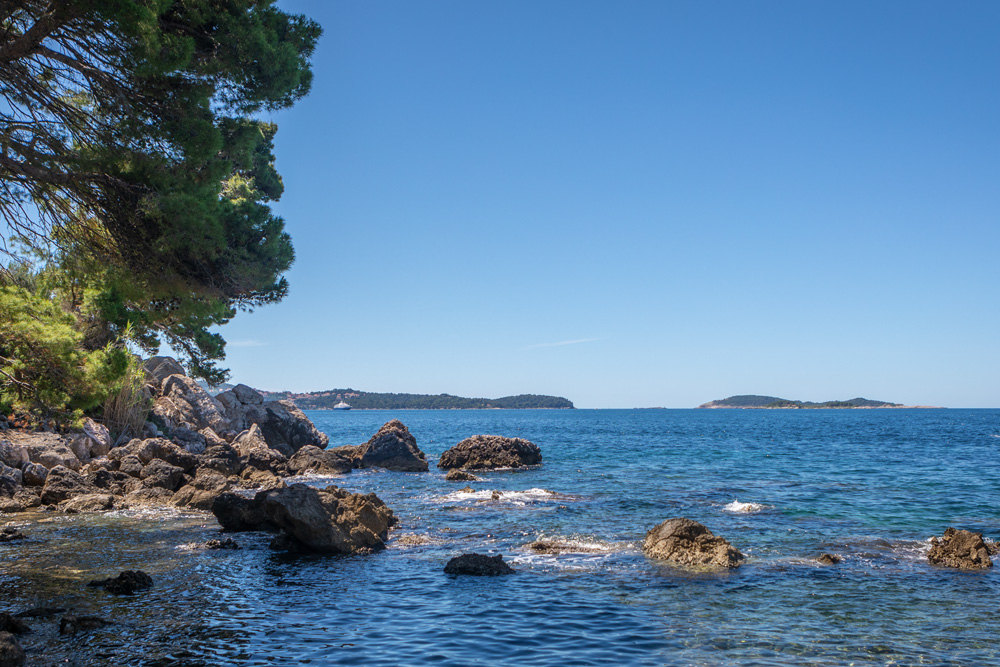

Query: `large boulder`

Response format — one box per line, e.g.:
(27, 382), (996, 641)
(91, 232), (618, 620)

(61, 493), (115, 513)
(143, 356), (186, 391)
(0, 631), (25, 667)
(358, 420), (428, 472)
(20, 462), (48, 487)
(256, 401), (328, 457)
(157, 375), (228, 433)
(0, 440), (29, 469)
(139, 459), (186, 491)
(287, 446), (353, 475)
(171, 470), (233, 510)
(198, 442), (242, 477)
(928, 528), (994, 570)
(212, 484), (396, 554)
(642, 518), (744, 569)
(233, 424), (286, 472)
(40, 466), (99, 505)
(437, 435), (542, 470)
(21, 436), (81, 471)
(81, 418), (113, 458)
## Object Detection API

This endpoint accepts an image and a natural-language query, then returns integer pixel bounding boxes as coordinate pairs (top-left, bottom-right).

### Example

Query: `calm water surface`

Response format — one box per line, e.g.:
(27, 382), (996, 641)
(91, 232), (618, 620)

(2, 409), (999, 666)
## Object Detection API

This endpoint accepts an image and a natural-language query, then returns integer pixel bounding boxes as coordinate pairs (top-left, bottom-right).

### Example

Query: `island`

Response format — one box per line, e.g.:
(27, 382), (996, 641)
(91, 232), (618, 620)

(254, 389), (575, 410)
(697, 395), (911, 409)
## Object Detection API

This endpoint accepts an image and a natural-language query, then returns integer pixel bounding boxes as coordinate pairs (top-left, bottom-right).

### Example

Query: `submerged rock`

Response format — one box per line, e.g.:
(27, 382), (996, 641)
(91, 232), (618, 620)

(445, 469), (480, 482)
(525, 540), (606, 555)
(212, 484), (396, 554)
(0, 631), (25, 667)
(59, 615), (110, 634)
(437, 435), (542, 470)
(0, 614), (29, 635)
(87, 570), (153, 595)
(928, 528), (993, 570)
(444, 553), (515, 576)
(0, 527), (26, 543)
(817, 553), (842, 565)
(205, 537), (240, 550)
(358, 420), (428, 472)
(642, 518), (744, 569)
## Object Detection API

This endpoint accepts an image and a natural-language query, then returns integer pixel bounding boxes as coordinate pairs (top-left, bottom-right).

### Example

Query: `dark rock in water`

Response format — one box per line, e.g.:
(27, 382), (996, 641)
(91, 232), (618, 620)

(444, 553), (515, 576)
(526, 540), (605, 555)
(0, 631), (25, 667)
(0, 527), (26, 543)
(13, 608), (64, 619)
(817, 553), (842, 565)
(171, 470), (233, 510)
(928, 527), (993, 570)
(88, 570), (153, 594)
(39, 465), (98, 505)
(445, 469), (480, 482)
(327, 445), (364, 469)
(437, 435), (542, 470)
(287, 445), (353, 475)
(139, 459), (185, 491)
(205, 537), (240, 550)
(0, 614), (29, 635)
(59, 615), (109, 634)
(359, 420), (428, 472)
(212, 484), (396, 554)
(642, 518), (744, 569)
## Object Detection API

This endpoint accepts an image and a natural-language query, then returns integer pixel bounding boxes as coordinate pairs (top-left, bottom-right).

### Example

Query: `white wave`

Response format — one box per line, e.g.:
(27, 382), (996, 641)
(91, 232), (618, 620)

(722, 499), (771, 513)
(523, 535), (631, 555)
(438, 487), (571, 506)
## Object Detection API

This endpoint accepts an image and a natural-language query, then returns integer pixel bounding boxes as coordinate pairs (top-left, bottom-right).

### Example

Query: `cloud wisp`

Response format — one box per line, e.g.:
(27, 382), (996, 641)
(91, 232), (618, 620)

(521, 338), (601, 351)
(228, 340), (267, 348)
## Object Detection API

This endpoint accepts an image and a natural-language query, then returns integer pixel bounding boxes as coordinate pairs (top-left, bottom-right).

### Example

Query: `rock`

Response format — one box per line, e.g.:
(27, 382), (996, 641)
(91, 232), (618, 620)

(287, 445), (353, 475)
(642, 518), (744, 569)
(88, 570), (153, 594)
(143, 356), (185, 390)
(59, 615), (109, 634)
(117, 455), (144, 477)
(109, 438), (158, 465)
(3, 489), (40, 513)
(358, 420), (428, 472)
(20, 463), (48, 487)
(0, 527), (26, 543)
(171, 470), (233, 510)
(212, 484), (396, 554)
(444, 553), (515, 576)
(257, 400), (328, 457)
(40, 466), (98, 505)
(233, 384), (263, 405)
(139, 459), (185, 491)
(928, 528), (993, 570)
(82, 418), (113, 457)
(158, 375), (228, 433)
(437, 435), (542, 470)
(205, 537), (240, 550)
(234, 424), (286, 472)
(0, 463), (22, 486)
(445, 469), (481, 482)
(0, 441), (28, 470)
(328, 445), (364, 469)
(239, 468), (286, 492)
(818, 553), (842, 565)
(169, 427), (207, 455)
(525, 540), (606, 555)
(199, 428), (227, 448)
(0, 614), (29, 635)
(67, 435), (93, 464)
(61, 493), (115, 512)
(457, 486), (475, 494)
(121, 487), (175, 508)
(13, 607), (66, 618)
(22, 437), (81, 471)
(0, 631), (25, 667)
(150, 440), (198, 473)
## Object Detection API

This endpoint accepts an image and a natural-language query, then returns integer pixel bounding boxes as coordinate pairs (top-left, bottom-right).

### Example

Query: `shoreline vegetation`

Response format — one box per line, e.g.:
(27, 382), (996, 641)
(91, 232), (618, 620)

(698, 395), (940, 409)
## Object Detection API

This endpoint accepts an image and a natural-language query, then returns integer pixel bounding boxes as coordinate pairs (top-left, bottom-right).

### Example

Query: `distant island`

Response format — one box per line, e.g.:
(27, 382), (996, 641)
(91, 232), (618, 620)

(254, 388), (575, 410)
(698, 395), (916, 409)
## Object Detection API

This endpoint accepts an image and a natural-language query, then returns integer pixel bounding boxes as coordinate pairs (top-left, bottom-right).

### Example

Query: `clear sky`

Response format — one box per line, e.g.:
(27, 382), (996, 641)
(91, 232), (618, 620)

(216, 0), (1000, 408)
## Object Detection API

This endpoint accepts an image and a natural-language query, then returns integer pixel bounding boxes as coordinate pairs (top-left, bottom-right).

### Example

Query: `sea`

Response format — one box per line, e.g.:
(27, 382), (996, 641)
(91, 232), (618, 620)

(3, 408), (999, 666)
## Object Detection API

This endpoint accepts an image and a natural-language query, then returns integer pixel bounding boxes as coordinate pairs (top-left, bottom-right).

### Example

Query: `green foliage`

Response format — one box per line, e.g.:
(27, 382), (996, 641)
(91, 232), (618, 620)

(1, 0), (321, 381)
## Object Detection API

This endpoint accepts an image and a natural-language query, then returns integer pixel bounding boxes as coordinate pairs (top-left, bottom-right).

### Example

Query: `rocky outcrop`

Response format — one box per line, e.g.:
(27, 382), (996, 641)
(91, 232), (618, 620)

(212, 484), (396, 554)
(437, 435), (542, 470)
(233, 424), (286, 472)
(61, 493), (115, 512)
(817, 553), (842, 565)
(444, 553), (515, 576)
(642, 518), (744, 569)
(40, 466), (99, 505)
(445, 469), (480, 482)
(88, 570), (153, 594)
(287, 445), (353, 475)
(171, 470), (233, 510)
(156, 375), (229, 433)
(357, 420), (428, 472)
(928, 528), (994, 570)
(257, 401), (329, 457)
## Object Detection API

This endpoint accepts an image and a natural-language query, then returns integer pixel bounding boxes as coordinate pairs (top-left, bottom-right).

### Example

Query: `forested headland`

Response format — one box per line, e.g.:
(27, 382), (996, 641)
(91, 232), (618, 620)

(698, 395), (904, 409)
(259, 389), (574, 410)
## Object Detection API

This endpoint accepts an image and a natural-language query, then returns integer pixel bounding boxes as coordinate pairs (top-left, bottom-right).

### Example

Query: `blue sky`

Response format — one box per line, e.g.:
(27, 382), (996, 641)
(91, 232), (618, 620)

(217, 0), (999, 408)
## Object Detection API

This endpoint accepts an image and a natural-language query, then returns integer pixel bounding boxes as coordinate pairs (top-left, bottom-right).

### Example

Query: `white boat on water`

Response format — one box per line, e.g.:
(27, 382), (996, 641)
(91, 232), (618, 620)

(333, 401), (352, 410)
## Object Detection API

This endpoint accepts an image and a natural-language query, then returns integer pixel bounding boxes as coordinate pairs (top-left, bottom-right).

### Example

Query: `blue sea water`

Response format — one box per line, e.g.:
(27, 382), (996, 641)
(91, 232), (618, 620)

(3, 408), (1000, 666)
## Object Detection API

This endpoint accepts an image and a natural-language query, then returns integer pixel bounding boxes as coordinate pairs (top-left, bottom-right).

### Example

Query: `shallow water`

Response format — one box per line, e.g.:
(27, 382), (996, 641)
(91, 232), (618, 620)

(3, 408), (999, 665)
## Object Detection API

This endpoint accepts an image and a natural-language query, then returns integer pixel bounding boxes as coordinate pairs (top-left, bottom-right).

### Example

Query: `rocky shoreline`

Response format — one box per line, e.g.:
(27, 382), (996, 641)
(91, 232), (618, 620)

(0, 357), (996, 665)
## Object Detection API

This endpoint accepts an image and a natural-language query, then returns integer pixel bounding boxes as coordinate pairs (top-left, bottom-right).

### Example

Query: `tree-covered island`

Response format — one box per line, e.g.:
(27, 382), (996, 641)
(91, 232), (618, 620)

(257, 389), (575, 410)
(697, 395), (913, 409)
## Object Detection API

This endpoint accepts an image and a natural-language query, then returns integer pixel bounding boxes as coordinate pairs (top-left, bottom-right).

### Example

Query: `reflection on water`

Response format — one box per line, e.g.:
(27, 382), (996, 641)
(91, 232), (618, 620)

(2, 408), (1000, 665)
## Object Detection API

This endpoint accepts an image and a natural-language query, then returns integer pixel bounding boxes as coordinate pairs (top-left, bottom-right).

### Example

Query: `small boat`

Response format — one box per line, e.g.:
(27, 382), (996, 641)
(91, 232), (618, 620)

(333, 401), (352, 410)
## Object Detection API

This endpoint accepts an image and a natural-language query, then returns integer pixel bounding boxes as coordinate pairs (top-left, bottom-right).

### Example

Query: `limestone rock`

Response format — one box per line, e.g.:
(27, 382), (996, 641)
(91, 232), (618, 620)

(0, 441), (28, 469)
(437, 435), (542, 470)
(198, 442), (242, 477)
(61, 493), (115, 513)
(171, 470), (233, 510)
(118, 455), (144, 477)
(287, 445), (353, 475)
(143, 356), (185, 390)
(444, 553), (515, 576)
(40, 466), (98, 505)
(22, 437), (81, 471)
(21, 462), (48, 487)
(233, 384), (263, 405)
(234, 424), (286, 472)
(928, 528), (993, 570)
(82, 418), (113, 457)
(328, 445), (364, 469)
(139, 459), (185, 491)
(159, 375), (228, 432)
(257, 400), (328, 457)
(0, 463), (22, 487)
(169, 427), (207, 455)
(358, 420), (428, 472)
(122, 487), (175, 508)
(642, 518), (744, 569)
